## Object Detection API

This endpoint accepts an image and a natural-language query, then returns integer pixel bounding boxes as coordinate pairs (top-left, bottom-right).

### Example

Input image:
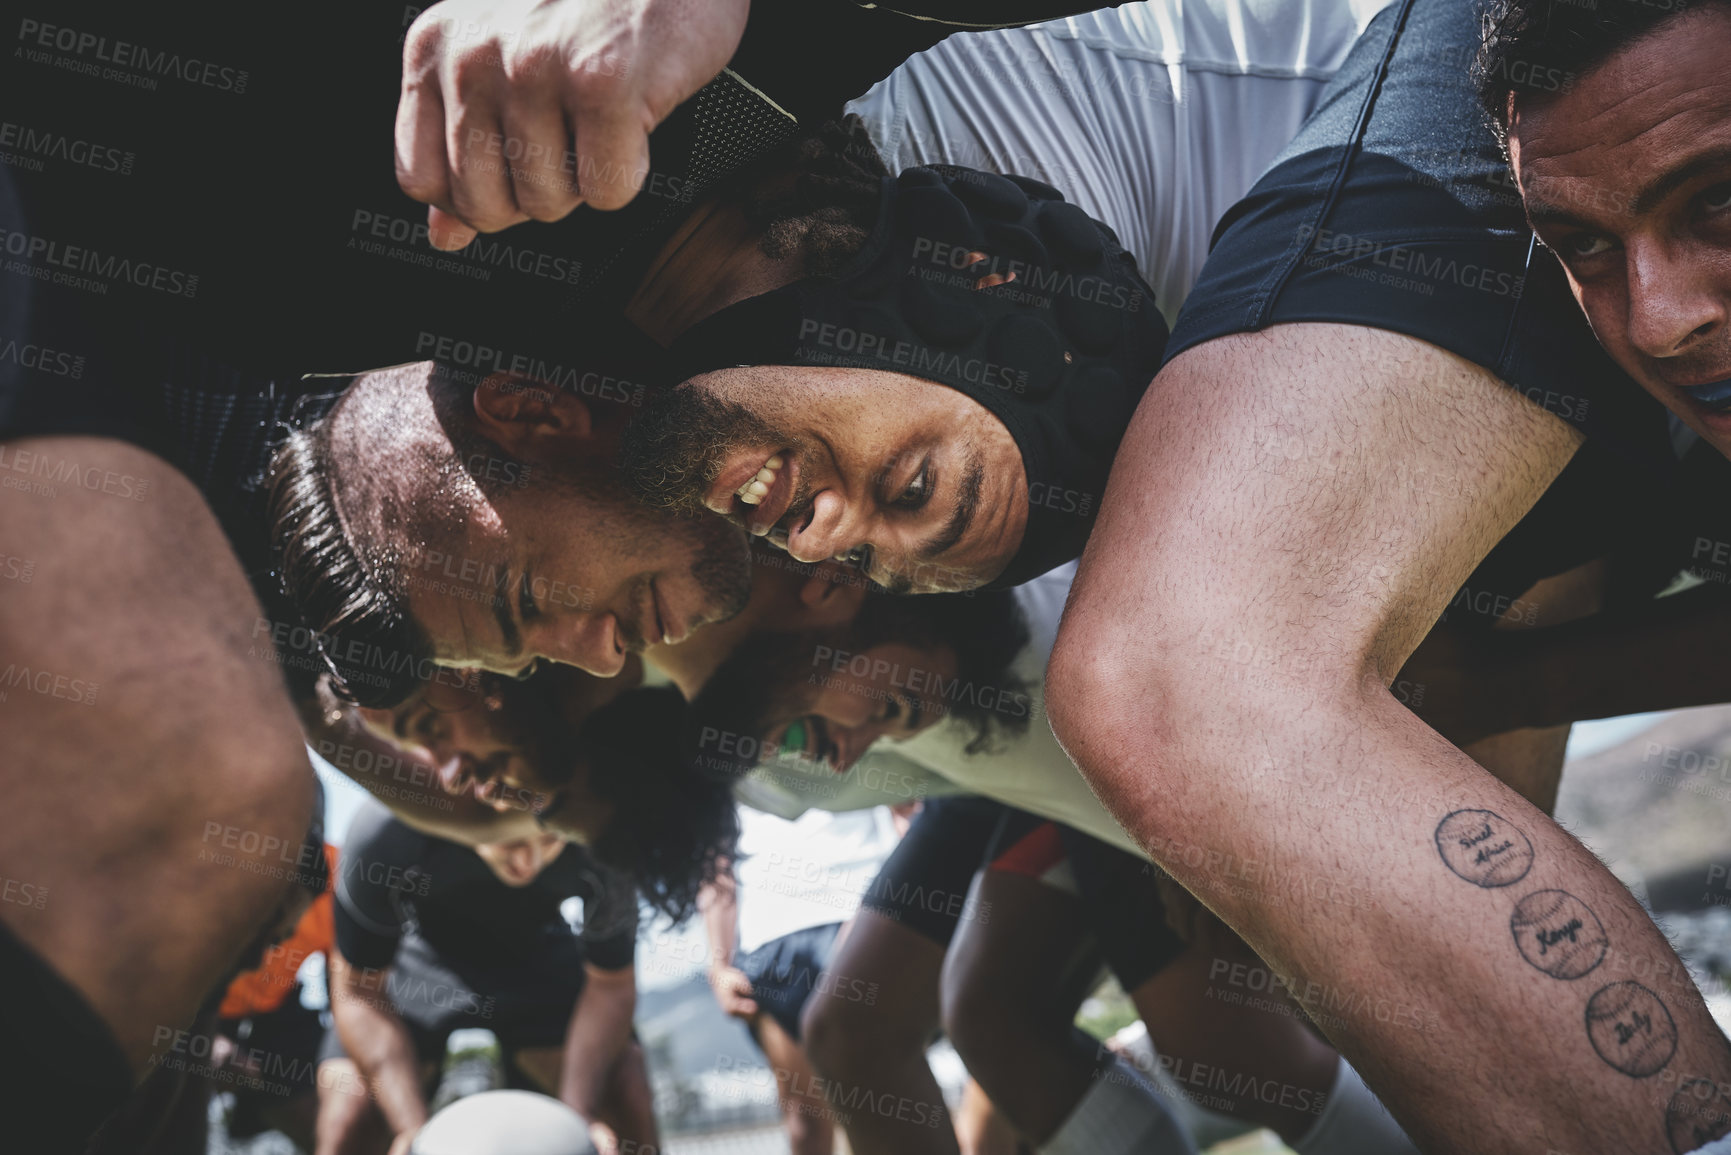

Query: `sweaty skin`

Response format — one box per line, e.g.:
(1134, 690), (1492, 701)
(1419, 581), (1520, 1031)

(1048, 324), (1731, 1153)
(0, 438), (316, 1072)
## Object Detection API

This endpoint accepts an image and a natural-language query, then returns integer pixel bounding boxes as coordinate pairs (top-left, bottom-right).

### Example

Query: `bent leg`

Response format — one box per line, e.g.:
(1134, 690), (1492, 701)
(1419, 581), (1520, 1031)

(751, 1015), (835, 1155)
(802, 910), (954, 1155)
(1049, 326), (1731, 1152)
(939, 871), (1098, 1142)
(315, 1059), (394, 1155)
(0, 439), (315, 1077)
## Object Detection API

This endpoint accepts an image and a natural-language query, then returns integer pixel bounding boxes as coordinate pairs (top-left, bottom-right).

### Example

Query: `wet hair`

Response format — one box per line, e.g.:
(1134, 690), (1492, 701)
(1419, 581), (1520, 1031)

(719, 112), (890, 275)
(691, 587), (1034, 779)
(579, 686), (740, 925)
(266, 424), (435, 709)
(1476, 0), (1724, 143)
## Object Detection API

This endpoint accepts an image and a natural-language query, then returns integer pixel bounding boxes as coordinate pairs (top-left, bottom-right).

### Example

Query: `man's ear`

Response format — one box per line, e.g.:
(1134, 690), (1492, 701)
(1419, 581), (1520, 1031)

(795, 562), (872, 627)
(471, 373), (595, 460)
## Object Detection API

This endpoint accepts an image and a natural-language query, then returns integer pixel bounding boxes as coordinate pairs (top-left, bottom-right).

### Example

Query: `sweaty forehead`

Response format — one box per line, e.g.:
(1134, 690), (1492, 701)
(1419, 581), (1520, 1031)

(1516, 11), (1731, 175)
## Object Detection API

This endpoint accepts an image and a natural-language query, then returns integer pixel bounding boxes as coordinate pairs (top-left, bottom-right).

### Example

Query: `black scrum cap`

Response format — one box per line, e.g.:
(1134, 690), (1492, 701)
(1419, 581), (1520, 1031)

(672, 166), (1166, 589)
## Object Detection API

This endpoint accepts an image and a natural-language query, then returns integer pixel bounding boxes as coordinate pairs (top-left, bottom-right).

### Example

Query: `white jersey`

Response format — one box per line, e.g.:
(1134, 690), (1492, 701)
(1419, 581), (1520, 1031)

(862, 563), (1147, 856)
(732, 805), (902, 953)
(848, 0), (1392, 327)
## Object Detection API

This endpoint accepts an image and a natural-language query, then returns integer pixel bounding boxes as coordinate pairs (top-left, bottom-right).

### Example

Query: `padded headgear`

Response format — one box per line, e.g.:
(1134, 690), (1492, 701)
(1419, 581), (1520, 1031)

(672, 166), (1166, 589)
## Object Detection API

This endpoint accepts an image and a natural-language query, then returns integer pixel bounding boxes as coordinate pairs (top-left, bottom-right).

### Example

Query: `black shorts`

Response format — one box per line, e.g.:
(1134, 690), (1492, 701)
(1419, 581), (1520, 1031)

(0, 918), (136, 1154)
(735, 921), (844, 1044)
(319, 935), (585, 1068)
(1167, 0), (1674, 476)
(984, 819), (1183, 991)
(856, 795), (1041, 947)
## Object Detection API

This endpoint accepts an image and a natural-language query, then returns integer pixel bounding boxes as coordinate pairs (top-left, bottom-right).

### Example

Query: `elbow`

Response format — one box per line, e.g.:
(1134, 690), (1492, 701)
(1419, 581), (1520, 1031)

(1048, 610), (1355, 851)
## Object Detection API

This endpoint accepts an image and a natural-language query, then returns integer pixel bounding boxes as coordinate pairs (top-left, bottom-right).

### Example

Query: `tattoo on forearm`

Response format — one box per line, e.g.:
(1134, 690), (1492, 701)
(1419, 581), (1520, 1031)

(1665, 1079), (1731, 1154)
(1434, 807), (1701, 1144)
(1509, 889), (1608, 980)
(1434, 809), (1534, 887)
(1585, 981), (1678, 1078)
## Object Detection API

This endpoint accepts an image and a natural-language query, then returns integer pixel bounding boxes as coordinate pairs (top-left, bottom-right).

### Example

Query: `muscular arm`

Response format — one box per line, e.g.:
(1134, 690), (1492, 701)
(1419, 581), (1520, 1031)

(560, 965), (644, 1120)
(1048, 324), (1731, 1153)
(329, 952), (428, 1140)
(699, 861), (759, 1018)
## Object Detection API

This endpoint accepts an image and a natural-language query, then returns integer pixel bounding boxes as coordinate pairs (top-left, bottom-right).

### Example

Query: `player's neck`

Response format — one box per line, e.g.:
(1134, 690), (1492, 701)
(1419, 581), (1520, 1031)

(624, 199), (803, 347)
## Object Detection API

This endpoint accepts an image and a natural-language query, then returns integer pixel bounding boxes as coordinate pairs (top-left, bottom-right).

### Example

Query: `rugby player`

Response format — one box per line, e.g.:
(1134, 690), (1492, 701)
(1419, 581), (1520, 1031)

(322, 669), (739, 922)
(316, 800), (653, 1155)
(1045, 0), (1731, 1148)
(617, 1), (1381, 591)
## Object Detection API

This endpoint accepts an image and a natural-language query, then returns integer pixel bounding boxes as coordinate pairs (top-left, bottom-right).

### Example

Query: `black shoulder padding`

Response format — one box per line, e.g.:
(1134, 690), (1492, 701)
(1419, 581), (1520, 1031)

(674, 166), (1167, 588)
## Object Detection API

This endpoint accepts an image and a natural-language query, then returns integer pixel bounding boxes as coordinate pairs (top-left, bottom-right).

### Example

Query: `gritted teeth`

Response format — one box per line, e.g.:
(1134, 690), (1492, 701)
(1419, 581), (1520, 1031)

(736, 453), (785, 505)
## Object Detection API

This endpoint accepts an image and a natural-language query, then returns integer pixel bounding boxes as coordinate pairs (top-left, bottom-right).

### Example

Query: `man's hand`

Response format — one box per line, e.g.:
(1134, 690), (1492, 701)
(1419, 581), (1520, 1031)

(387, 1127), (420, 1155)
(707, 965), (758, 1020)
(396, 0), (750, 249)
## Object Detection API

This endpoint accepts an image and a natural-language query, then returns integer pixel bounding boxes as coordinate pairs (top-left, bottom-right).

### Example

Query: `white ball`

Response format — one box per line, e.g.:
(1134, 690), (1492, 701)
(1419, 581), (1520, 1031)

(412, 1090), (598, 1155)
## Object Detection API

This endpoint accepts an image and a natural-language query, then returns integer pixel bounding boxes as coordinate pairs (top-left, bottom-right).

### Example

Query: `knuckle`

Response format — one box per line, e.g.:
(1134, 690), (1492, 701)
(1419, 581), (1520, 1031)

(564, 66), (629, 113)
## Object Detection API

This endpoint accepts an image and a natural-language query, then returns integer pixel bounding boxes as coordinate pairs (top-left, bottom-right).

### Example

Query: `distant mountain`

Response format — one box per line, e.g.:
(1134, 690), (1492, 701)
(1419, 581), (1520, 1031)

(1556, 704), (1731, 902)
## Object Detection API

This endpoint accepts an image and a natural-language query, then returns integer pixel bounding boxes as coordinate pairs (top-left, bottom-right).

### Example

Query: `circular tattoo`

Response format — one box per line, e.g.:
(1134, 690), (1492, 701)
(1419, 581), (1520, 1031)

(1666, 1079), (1731, 1154)
(1585, 981), (1677, 1078)
(1434, 809), (1534, 888)
(1509, 890), (1608, 980)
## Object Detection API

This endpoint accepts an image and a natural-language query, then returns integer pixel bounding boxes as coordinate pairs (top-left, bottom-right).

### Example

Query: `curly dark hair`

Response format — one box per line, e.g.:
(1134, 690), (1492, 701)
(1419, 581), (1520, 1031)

(716, 111), (890, 275)
(579, 685), (741, 926)
(690, 587), (1034, 781)
(1476, 0), (1720, 143)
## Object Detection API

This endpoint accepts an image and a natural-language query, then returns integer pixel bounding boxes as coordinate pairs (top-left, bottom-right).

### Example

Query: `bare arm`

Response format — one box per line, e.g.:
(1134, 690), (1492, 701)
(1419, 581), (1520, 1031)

(329, 951), (428, 1141)
(560, 965), (645, 1123)
(699, 861), (759, 1019)
(1049, 324), (1731, 1153)
(1407, 583), (1731, 745)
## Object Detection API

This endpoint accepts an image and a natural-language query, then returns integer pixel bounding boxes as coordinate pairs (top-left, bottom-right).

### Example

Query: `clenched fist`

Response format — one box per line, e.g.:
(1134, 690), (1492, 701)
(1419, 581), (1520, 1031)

(396, 0), (750, 249)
